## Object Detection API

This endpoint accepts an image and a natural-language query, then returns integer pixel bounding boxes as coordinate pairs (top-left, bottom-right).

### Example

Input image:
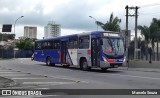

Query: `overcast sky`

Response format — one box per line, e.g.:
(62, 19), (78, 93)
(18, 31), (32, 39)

(0, 0), (160, 39)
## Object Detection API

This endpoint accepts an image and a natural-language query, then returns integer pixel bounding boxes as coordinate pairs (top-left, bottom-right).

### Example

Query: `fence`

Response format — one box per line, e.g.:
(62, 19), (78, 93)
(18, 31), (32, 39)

(0, 49), (33, 58)
(128, 48), (160, 61)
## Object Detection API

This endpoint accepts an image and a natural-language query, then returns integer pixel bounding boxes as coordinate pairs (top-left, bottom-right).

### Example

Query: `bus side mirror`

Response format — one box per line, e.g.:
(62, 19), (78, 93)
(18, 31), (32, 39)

(100, 39), (103, 45)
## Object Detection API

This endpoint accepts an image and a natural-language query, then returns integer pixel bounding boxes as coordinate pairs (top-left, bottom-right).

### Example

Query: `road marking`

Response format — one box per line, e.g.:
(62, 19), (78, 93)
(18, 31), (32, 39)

(35, 88), (50, 90)
(11, 77), (49, 79)
(0, 74), (31, 76)
(111, 74), (160, 80)
(0, 72), (20, 74)
(23, 82), (75, 85)
(0, 70), (14, 71)
(51, 76), (89, 83)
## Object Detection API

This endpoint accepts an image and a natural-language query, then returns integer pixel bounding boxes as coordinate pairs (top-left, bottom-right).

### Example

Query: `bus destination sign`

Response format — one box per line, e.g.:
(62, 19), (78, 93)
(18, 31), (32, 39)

(103, 33), (119, 37)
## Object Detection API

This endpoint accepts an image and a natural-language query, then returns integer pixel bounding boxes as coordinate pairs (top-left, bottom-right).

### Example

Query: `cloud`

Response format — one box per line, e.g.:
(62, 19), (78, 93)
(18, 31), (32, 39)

(0, 0), (104, 30)
(1, 0), (160, 38)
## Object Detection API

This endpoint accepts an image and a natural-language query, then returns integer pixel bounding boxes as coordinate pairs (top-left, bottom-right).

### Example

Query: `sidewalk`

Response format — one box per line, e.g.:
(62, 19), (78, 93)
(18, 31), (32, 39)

(0, 76), (16, 88)
(113, 67), (160, 73)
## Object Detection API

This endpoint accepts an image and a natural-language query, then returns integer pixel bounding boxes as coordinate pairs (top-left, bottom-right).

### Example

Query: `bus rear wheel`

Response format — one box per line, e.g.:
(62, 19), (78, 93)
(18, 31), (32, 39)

(62, 64), (70, 68)
(81, 59), (90, 71)
(101, 68), (108, 72)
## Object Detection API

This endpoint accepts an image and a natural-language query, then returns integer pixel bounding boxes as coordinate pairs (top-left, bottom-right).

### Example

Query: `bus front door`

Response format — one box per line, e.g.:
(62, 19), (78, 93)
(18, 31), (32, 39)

(91, 38), (100, 67)
(61, 41), (67, 64)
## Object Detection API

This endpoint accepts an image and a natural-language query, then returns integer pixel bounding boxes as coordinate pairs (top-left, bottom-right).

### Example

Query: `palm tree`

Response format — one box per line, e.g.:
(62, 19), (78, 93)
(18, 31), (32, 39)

(137, 25), (150, 60)
(150, 18), (160, 60)
(96, 13), (121, 32)
(138, 19), (160, 61)
(149, 22), (158, 52)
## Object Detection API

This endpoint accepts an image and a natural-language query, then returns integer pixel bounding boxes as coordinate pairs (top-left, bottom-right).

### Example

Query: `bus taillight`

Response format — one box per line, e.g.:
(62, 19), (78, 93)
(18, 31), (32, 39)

(107, 59), (115, 62)
(87, 50), (91, 55)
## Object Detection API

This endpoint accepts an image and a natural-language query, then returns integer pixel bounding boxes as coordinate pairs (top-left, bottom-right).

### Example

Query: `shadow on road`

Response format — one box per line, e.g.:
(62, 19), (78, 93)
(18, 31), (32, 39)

(37, 64), (123, 74)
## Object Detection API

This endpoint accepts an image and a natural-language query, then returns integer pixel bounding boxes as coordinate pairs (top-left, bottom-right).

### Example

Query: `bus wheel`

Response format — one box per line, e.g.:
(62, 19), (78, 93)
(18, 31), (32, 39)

(46, 57), (51, 66)
(63, 64), (70, 68)
(101, 68), (108, 72)
(82, 59), (90, 71)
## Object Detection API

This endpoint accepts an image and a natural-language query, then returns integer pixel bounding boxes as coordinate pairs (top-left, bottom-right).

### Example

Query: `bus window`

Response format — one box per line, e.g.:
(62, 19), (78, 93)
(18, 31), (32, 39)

(68, 40), (74, 49)
(54, 40), (60, 49)
(73, 40), (78, 49)
(68, 38), (78, 49)
(79, 36), (89, 49)
(47, 41), (53, 49)
(42, 42), (48, 49)
(35, 42), (42, 50)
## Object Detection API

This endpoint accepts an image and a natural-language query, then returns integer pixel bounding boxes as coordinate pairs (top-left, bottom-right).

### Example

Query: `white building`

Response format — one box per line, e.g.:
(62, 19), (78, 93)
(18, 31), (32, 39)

(24, 26), (37, 39)
(44, 21), (61, 38)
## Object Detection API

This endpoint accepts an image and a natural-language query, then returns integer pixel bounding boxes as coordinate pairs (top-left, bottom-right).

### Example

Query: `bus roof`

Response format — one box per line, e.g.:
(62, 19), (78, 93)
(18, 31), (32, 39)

(35, 31), (121, 42)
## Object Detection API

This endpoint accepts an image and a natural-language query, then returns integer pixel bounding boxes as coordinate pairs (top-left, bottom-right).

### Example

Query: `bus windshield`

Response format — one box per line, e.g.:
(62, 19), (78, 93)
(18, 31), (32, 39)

(102, 38), (124, 56)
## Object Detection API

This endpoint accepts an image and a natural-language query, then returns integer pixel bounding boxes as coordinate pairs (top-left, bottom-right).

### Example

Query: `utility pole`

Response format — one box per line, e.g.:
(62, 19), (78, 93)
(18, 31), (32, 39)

(125, 5), (139, 60)
(125, 5), (129, 68)
(134, 6), (139, 60)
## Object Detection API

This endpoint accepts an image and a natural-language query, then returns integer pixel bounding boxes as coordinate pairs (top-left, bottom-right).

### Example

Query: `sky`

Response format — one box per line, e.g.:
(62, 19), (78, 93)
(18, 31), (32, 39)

(0, 0), (160, 39)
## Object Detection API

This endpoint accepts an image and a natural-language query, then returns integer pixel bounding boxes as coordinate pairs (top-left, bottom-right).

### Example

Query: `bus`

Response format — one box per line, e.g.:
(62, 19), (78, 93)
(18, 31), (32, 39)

(34, 31), (126, 71)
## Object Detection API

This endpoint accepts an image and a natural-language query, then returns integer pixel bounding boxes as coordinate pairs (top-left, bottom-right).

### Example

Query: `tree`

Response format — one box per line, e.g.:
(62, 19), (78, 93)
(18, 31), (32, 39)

(96, 12), (121, 32)
(16, 38), (34, 51)
(149, 22), (159, 56)
(137, 25), (150, 60)
(151, 18), (160, 60)
(138, 18), (160, 60)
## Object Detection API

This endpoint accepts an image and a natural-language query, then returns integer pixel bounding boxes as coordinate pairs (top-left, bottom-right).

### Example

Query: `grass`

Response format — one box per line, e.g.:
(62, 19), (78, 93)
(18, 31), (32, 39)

(0, 58), (13, 60)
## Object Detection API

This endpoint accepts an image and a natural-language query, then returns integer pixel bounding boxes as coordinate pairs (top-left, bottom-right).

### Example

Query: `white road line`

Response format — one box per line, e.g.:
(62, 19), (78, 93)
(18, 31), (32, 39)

(51, 76), (89, 83)
(0, 72), (20, 73)
(9, 85), (43, 89)
(111, 74), (160, 80)
(11, 77), (48, 79)
(34, 88), (50, 90)
(23, 82), (75, 85)
(0, 70), (14, 71)
(0, 74), (30, 76)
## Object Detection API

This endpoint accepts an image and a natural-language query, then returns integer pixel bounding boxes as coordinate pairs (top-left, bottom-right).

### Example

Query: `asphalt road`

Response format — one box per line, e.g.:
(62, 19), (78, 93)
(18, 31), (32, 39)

(0, 58), (160, 98)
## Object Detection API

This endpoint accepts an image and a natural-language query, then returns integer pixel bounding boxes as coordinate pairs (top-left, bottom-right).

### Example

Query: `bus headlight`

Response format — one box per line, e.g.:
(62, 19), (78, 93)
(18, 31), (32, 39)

(102, 57), (107, 62)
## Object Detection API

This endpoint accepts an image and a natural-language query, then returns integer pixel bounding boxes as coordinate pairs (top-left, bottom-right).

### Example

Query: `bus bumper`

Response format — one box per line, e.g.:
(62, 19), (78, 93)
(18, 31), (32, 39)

(100, 61), (126, 68)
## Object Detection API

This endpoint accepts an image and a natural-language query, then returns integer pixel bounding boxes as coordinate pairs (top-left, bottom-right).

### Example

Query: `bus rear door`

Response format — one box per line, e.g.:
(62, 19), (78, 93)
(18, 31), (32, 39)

(61, 41), (67, 64)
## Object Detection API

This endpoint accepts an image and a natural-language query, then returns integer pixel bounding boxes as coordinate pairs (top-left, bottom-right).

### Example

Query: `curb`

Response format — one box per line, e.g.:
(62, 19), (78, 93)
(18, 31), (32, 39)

(112, 67), (160, 73)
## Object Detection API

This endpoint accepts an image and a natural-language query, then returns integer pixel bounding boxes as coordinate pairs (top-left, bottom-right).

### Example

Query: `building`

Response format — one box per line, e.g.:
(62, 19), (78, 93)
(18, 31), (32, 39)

(24, 26), (37, 39)
(44, 21), (61, 38)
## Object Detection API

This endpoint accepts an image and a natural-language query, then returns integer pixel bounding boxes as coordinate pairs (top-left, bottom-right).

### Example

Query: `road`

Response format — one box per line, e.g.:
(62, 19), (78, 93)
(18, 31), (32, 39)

(0, 58), (160, 98)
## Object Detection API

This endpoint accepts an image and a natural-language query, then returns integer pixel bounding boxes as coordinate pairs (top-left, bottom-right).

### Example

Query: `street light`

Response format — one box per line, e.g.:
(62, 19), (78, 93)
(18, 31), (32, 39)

(14, 16), (24, 58)
(89, 16), (98, 31)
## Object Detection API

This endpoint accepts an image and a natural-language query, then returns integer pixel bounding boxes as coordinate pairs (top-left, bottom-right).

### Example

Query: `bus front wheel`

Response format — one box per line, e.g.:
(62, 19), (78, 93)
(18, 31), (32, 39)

(46, 57), (51, 66)
(46, 57), (55, 66)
